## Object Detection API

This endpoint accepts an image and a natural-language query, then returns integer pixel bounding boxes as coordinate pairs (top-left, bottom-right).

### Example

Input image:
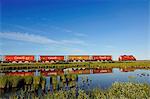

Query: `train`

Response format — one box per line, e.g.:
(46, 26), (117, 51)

(0, 55), (136, 63)
(119, 55), (136, 61)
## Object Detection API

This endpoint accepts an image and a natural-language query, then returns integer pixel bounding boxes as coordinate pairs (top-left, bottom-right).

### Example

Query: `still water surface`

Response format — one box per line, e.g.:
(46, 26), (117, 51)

(0, 67), (150, 98)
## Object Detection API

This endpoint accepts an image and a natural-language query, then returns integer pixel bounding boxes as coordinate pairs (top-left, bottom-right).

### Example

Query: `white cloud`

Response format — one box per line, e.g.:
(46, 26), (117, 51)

(74, 33), (88, 37)
(0, 32), (87, 46)
(50, 25), (87, 37)
(0, 32), (58, 44)
(105, 45), (115, 48)
(12, 24), (48, 34)
(7, 24), (88, 38)
(63, 29), (73, 33)
(61, 39), (87, 45)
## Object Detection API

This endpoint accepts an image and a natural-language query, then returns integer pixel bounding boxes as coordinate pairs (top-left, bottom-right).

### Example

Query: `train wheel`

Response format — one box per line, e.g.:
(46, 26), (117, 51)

(18, 61), (22, 63)
(51, 60), (54, 63)
(73, 60), (76, 62)
(12, 61), (17, 63)
(24, 61), (29, 63)
(45, 61), (49, 63)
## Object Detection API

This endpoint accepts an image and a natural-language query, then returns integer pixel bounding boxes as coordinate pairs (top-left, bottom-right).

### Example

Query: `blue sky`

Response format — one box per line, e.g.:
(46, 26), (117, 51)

(0, 0), (149, 60)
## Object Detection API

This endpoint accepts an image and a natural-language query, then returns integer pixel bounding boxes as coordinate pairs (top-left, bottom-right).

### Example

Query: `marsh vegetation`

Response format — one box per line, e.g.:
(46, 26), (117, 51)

(44, 82), (150, 99)
(0, 65), (150, 98)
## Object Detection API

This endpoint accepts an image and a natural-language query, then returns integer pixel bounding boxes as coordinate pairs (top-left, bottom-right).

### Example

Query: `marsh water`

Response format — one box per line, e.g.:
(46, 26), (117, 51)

(0, 67), (150, 98)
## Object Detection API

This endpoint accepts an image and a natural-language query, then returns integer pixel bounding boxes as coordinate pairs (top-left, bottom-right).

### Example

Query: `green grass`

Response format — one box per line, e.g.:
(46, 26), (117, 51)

(0, 76), (45, 89)
(24, 76), (33, 84)
(0, 76), (23, 88)
(0, 61), (150, 70)
(0, 76), (8, 88)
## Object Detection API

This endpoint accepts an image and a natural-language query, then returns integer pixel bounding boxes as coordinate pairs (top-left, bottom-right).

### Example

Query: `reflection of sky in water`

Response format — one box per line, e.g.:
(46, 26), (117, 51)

(78, 68), (150, 89)
(34, 69), (40, 76)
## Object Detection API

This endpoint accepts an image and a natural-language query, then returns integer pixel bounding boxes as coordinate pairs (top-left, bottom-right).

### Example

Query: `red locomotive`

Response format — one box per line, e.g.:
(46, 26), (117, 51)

(118, 55), (136, 61)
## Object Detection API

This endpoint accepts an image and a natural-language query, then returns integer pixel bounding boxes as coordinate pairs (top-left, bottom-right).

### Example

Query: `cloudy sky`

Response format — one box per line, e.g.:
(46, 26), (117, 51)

(0, 0), (149, 60)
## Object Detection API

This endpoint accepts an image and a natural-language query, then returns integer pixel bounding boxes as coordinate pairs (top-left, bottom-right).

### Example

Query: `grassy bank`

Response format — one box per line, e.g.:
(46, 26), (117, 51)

(0, 61), (150, 70)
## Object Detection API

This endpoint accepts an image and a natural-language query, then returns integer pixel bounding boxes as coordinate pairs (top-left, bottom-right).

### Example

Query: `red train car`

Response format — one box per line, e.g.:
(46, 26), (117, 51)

(4, 55), (35, 63)
(92, 55), (112, 61)
(40, 56), (65, 63)
(68, 55), (90, 62)
(119, 55), (136, 61)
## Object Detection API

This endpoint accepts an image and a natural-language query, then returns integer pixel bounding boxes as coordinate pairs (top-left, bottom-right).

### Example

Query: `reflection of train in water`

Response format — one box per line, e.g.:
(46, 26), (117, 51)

(0, 55), (136, 63)
(5, 67), (137, 77)
(3, 67), (133, 92)
(120, 68), (136, 72)
(4, 68), (113, 91)
(41, 68), (113, 76)
(6, 71), (34, 76)
(5, 68), (113, 76)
